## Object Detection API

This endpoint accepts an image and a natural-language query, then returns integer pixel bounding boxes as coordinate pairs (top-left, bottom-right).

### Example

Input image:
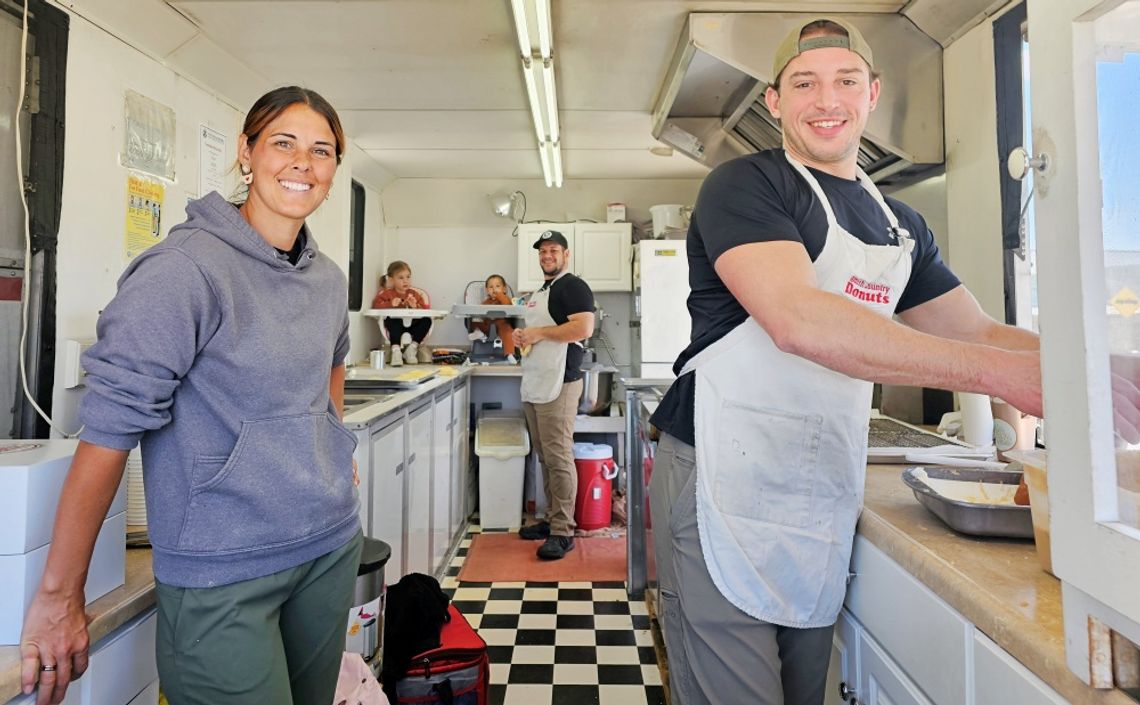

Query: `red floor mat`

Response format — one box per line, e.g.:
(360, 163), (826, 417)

(458, 533), (627, 583)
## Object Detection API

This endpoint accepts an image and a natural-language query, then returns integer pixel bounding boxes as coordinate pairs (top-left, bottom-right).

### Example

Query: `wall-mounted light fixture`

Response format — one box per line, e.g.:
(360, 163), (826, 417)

(509, 0), (562, 188)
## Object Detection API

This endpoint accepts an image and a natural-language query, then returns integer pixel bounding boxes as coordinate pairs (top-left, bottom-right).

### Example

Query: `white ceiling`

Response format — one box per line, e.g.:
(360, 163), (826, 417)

(157, 0), (1004, 183)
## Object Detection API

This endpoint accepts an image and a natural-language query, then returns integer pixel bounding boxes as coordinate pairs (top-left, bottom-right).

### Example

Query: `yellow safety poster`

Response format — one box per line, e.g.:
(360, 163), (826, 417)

(125, 174), (164, 259)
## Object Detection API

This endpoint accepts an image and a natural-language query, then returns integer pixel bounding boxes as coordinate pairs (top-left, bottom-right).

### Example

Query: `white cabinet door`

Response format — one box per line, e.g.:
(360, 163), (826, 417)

(450, 382), (470, 537)
(353, 429), (371, 536)
(858, 630), (934, 705)
(405, 403), (432, 576)
(825, 608), (861, 705)
(369, 419), (405, 580)
(973, 630), (1068, 705)
(575, 223), (632, 291)
(430, 391), (453, 573)
(517, 223), (575, 292)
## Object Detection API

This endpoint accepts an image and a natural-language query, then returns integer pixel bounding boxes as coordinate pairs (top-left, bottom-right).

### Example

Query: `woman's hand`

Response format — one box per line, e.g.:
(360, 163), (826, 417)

(20, 588), (91, 704)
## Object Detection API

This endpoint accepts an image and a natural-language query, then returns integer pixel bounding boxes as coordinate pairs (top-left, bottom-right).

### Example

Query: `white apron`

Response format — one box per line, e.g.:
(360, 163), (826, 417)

(686, 155), (914, 628)
(521, 271), (571, 404)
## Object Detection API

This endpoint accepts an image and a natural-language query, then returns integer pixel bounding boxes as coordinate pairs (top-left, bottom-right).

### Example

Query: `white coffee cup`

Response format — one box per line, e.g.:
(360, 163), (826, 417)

(959, 392), (994, 447)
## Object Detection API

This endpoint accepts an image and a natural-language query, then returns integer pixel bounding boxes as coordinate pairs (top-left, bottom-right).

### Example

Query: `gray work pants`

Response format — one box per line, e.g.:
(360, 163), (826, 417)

(649, 433), (835, 705)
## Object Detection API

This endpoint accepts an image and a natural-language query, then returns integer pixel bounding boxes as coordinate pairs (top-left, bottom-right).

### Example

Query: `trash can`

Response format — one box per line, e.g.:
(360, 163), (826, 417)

(475, 411), (530, 529)
(573, 443), (618, 531)
(346, 537), (391, 675)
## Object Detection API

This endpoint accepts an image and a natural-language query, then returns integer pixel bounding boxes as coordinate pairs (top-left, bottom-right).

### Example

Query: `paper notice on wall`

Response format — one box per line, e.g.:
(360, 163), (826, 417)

(123, 90), (176, 180)
(198, 124), (227, 198)
(125, 175), (164, 259)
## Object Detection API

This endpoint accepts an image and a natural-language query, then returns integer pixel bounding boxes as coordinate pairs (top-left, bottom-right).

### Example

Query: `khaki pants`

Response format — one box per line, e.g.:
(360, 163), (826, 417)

(523, 378), (583, 536)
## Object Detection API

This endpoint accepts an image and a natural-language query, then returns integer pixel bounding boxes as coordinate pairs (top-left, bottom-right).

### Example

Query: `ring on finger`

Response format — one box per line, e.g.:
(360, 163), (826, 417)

(40, 664), (57, 672)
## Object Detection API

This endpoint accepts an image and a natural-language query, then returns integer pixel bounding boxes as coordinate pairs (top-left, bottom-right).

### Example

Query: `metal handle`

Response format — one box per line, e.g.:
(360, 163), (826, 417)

(1006, 146), (1050, 181)
(839, 681), (859, 702)
(395, 462), (404, 475)
(408, 452), (417, 465)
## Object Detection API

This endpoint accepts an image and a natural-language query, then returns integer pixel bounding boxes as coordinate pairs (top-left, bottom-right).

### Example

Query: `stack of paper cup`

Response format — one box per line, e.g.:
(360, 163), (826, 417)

(126, 448), (147, 527)
(958, 392), (994, 448)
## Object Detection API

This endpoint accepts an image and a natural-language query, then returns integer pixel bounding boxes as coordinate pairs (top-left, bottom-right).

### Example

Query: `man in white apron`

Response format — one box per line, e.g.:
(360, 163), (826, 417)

(647, 18), (1043, 704)
(513, 231), (596, 559)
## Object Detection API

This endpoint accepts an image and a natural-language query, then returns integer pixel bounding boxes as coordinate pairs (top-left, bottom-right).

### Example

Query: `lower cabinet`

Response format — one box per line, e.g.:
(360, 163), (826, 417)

(406, 402), (433, 576)
(972, 630), (1069, 705)
(9, 609), (158, 705)
(352, 379), (474, 583)
(430, 390), (453, 572)
(449, 382), (470, 539)
(826, 536), (1069, 705)
(369, 418), (406, 580)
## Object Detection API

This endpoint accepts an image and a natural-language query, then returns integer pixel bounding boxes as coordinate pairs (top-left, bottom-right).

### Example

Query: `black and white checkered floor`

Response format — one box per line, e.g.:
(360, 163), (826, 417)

(441, 526), (667, 705)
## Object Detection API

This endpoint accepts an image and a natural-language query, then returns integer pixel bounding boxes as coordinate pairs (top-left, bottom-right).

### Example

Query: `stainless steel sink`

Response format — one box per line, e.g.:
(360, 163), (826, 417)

(341, 392), (397, 414)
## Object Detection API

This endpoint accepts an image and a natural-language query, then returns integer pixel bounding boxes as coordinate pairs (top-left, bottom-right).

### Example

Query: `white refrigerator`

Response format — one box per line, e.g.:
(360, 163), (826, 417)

(635, 239), (691, 378)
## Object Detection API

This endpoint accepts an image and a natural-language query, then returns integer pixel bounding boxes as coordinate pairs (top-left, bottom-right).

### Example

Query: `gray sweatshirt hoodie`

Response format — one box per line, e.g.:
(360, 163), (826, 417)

(80, 192), (358, 588)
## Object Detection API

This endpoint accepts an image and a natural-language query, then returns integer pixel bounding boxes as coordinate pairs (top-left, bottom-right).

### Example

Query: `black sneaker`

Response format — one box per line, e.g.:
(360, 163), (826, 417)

(537, 536), (575, 560)
(519, 521), (551, 540)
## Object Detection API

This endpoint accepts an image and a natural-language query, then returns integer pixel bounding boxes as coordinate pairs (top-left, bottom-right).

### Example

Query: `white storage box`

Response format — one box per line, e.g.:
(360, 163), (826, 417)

(0, 440), (125, 554)
(475, 412), (530, 530)
(0, 511), (127, 645)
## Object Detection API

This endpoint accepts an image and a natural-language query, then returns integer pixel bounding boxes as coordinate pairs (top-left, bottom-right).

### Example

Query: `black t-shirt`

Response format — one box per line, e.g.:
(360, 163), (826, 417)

(541, 272), (595, 383)
(650, 149), (961, 445)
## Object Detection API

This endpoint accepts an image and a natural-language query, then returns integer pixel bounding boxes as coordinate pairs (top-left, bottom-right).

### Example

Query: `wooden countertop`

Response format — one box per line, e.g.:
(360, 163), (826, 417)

(0, 549), (155, 702)
(861, 464), (1133, 704)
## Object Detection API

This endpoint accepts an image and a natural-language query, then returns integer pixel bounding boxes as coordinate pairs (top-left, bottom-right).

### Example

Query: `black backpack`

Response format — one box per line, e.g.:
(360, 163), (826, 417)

(381, 573), (452, 702)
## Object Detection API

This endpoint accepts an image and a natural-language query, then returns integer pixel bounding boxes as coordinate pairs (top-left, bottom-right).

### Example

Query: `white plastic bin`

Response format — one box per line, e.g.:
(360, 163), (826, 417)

(475, 412), (530, 530)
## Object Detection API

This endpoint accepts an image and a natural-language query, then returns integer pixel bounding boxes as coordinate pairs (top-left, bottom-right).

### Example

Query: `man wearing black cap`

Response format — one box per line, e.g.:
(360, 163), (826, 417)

(513, 230), (595, 560)
(646, 16), (1044, 705)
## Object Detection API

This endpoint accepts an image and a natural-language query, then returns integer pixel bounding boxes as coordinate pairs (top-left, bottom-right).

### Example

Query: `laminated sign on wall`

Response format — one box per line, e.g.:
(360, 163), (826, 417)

(123, 90), (176, 180)
(125, 174), (164, 259)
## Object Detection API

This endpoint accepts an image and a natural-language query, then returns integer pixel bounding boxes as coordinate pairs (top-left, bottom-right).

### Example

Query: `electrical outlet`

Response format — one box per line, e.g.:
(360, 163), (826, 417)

(64, 338), (95, 389)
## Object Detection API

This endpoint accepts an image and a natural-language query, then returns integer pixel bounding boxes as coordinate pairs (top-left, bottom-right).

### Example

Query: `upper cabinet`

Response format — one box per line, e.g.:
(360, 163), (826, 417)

(516, 223), (632, 293)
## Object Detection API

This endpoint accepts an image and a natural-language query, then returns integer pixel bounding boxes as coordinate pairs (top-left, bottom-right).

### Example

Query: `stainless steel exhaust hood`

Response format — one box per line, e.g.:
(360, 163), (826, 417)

(652, 13), (945, 187)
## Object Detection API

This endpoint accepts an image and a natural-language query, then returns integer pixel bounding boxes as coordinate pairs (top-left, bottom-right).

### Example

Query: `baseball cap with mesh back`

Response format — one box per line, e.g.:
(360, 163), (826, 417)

(771, 17), (874, 86)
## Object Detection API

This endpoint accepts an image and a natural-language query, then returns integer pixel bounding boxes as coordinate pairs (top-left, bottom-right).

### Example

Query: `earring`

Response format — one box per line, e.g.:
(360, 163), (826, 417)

(240, 166), (253, 185)
(325, 193), (330, 201)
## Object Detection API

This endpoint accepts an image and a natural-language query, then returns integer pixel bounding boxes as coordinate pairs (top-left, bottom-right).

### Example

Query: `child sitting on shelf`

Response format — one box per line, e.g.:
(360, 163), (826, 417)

(472, 274), (516, 356)
(372, 261), (432, 365)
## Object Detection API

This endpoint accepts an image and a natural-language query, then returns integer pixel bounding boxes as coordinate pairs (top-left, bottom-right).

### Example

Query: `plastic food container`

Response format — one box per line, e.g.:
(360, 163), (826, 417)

(1004, 449), (1052, 575)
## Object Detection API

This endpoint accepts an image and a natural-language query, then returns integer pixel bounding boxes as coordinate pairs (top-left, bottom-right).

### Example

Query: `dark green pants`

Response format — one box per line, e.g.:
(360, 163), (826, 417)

(155, 532), (363, 705)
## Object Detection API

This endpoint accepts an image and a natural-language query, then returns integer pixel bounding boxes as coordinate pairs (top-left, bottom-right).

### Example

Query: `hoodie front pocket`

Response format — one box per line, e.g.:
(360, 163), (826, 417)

(178, 412), (359, 553)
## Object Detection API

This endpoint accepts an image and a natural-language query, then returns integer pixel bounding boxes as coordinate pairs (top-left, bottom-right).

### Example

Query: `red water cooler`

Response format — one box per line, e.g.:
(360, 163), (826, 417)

(573, 443), (618, 531)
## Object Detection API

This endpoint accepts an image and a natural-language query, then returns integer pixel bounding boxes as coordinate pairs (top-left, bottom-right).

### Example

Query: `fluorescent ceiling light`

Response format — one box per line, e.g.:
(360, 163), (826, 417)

(535, 0), (552, 59)
(509, 0), (531, 57)
(538, 141), (554, 188)
(551, 142), (563, 188)
(542, 59), (559, 144)
(509, 0), (562, 187)
(522, 58), (545, 144)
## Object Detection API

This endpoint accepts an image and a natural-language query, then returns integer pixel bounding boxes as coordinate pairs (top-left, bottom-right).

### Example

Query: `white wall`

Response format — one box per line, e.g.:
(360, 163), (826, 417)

(942, 3), (1021, 319)
(49, 16), (245, 435)
(890, 173), (950, 261)
(380, 178), (703, 348)
(48, 14), (394, 431)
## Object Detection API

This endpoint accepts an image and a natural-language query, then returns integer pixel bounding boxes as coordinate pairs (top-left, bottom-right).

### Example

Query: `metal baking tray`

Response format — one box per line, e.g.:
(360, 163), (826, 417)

(901, 466), (1033, 539)
(345, 367), (439, 389)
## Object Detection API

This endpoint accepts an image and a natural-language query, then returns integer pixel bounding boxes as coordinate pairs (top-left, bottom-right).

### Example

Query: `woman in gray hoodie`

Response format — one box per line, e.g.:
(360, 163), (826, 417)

(20, 86), (363, 705)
